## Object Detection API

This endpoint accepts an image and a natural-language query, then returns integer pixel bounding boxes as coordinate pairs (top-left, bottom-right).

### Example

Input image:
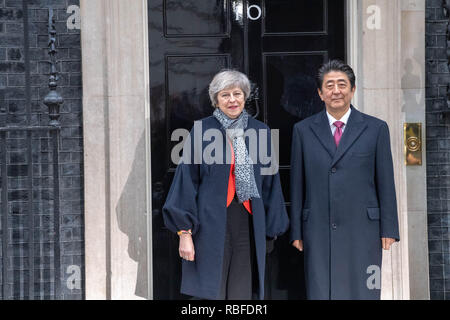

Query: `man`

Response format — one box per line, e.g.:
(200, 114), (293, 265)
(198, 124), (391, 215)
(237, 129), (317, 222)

(290, 60), (399, 300)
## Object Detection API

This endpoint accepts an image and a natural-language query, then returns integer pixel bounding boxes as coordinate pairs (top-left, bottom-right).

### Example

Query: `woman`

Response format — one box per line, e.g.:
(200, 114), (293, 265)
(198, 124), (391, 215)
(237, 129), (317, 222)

(163, 70), (289, 300)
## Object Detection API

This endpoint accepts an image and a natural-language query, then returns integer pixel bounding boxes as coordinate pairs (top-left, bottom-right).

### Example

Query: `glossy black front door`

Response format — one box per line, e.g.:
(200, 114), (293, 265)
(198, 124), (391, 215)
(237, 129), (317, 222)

(148, 0), (345, 299)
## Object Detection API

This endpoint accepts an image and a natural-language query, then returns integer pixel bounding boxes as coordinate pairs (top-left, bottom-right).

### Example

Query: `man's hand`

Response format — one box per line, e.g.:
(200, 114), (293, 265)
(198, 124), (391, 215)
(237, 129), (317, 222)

(179, 234), (195, 261)
(292, 240), (303, 251)
(382, 237), (395, 250)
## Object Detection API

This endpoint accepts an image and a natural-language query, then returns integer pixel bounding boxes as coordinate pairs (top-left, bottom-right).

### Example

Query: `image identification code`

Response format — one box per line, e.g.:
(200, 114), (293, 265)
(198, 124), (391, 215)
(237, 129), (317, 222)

(180, 304), (268, 317)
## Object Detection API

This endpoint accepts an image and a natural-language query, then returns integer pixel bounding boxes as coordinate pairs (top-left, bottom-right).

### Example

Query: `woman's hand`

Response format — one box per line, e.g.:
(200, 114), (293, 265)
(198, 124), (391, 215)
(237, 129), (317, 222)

(179, 234), (195, 261)
(292, 240), (303, 251)
(381, 237), (395, 250)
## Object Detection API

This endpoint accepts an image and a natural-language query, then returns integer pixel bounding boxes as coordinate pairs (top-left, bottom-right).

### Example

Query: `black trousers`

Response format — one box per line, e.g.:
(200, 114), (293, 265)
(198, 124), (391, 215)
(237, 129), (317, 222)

(218, 197), (255, 300)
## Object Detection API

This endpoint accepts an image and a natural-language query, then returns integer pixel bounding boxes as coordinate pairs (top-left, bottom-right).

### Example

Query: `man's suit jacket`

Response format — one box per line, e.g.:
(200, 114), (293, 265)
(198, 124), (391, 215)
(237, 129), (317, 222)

(290, 106), (399, 300)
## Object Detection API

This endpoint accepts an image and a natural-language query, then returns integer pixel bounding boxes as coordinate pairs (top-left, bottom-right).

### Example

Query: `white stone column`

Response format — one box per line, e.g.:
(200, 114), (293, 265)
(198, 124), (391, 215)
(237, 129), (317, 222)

(358, 0), (429, 299)
(80, 0), (108, 300)
(400, 0), (429, 300)
(81, 0), (152, 300)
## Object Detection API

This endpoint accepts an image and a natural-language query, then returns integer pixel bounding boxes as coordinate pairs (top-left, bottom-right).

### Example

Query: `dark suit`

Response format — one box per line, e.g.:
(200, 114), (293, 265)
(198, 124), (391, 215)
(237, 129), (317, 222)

(290, 106), (399, 299)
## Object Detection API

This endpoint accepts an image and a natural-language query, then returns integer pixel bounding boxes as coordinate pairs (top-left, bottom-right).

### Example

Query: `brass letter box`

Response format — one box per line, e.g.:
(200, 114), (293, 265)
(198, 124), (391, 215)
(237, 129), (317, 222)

(404, 123), (422, 166)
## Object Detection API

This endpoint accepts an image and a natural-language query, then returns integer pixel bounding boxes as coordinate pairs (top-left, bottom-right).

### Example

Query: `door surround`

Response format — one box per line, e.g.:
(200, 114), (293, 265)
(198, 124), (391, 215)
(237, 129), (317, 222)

(80, 0), (428, 300)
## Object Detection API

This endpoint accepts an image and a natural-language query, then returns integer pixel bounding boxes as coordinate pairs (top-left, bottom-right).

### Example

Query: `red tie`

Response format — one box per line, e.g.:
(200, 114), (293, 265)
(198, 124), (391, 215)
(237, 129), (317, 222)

(334, 121), (344, 147)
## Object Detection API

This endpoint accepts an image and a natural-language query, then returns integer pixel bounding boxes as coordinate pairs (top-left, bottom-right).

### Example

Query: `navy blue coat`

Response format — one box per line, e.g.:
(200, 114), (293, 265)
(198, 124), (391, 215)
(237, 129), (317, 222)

(290, 106), (400, 300)
(163, 115), (289, 300)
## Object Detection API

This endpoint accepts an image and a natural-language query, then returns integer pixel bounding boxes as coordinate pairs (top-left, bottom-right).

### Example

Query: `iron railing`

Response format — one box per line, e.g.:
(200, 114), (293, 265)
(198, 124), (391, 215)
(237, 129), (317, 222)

(0, 6), (63, 299)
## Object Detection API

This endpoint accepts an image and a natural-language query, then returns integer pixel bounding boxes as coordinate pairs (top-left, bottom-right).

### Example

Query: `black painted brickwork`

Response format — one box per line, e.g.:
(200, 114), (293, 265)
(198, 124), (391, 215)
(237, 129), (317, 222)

(426, 0), (450, 300)
(0, 0), (83, 299)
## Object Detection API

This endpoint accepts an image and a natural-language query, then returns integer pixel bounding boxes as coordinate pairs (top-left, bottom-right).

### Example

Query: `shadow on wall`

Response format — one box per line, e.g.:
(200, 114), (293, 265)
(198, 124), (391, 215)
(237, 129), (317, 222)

(116, 132), (149, 299)
(401, 55), (422, 114)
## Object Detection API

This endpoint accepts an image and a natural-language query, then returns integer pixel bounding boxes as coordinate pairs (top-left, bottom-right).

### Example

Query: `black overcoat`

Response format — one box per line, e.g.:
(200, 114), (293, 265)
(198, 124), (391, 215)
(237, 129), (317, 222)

(163, 115), (289, 300)
(290, 106), (400, 300)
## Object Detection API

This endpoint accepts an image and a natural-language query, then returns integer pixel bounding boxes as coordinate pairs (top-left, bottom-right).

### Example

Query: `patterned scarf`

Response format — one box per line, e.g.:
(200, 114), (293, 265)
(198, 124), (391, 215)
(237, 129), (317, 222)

(213, 108), (260, 203)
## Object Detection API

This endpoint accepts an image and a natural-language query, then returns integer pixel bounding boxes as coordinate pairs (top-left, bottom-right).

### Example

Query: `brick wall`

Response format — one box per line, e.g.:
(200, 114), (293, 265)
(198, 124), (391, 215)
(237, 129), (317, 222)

(426, 0), (450, 300)
(0, 0), (83, 299)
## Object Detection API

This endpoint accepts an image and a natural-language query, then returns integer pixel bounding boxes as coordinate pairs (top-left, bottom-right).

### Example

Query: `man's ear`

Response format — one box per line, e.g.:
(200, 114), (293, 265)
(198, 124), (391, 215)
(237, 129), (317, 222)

(317, 88), (324, 101)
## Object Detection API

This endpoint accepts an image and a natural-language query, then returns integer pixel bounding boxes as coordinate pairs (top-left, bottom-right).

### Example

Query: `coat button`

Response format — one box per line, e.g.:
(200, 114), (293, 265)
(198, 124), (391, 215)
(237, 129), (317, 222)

(332, 223), (337, 230)
(331, 167), (337, 173)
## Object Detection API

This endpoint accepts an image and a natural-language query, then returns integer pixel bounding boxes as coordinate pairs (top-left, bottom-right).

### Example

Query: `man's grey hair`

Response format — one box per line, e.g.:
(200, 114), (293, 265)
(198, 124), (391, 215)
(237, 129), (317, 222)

(208, 69), (251, 107)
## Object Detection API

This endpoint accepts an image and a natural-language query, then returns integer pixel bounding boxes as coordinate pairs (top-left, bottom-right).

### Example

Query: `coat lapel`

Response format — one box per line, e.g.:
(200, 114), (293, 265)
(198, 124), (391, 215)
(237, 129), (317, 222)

(330, 106), (367, 167)
(310, 110), (337, 159)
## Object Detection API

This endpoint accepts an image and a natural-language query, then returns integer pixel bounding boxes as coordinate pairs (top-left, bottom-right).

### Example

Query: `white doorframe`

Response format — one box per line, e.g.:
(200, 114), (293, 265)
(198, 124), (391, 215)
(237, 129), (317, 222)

(346, 0), (362, 109)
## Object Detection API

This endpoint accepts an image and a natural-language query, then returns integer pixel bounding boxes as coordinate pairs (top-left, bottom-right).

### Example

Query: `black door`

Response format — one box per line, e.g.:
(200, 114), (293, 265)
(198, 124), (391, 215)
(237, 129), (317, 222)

(148, 0), (345, 299)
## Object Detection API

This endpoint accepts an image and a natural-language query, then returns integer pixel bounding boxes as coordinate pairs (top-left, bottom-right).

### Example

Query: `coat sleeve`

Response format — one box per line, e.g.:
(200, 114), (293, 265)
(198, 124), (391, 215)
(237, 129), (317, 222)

(261, 128), (289, 238)
(162, 129), (200, 235)
(262, 169), (289, 238)
(289, 124), (304, 242)
(375, 122), (400, 241)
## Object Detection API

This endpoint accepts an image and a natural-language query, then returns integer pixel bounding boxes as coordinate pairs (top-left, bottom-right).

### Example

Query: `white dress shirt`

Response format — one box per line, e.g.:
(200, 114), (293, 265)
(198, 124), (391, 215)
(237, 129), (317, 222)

(326, 107), (352, 136)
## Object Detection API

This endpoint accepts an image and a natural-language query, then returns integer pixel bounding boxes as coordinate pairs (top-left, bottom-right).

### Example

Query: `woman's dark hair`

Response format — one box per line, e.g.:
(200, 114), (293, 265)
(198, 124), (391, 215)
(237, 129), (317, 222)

(316, 59), (356, 90)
